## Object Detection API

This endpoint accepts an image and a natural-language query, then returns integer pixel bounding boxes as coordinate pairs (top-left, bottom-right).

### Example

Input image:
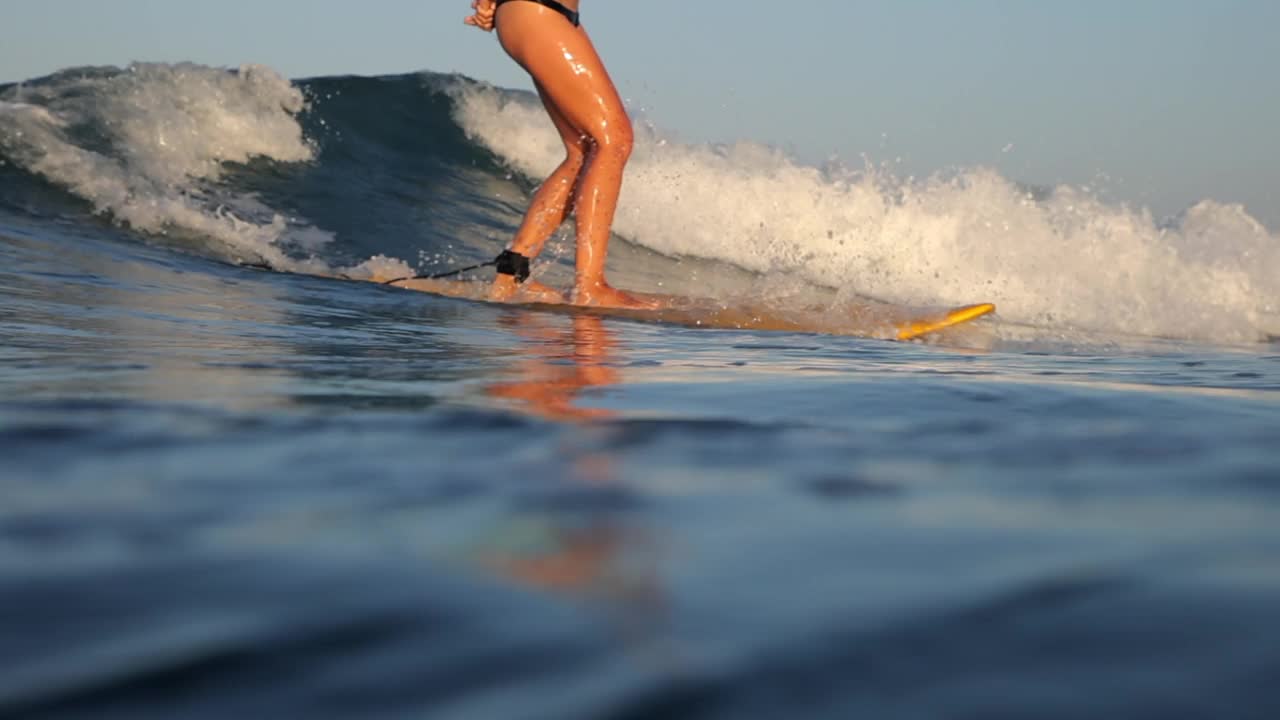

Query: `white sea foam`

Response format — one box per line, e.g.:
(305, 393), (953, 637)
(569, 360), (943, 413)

(451, 82), (1280, 344)
(0, 63), (329, 271)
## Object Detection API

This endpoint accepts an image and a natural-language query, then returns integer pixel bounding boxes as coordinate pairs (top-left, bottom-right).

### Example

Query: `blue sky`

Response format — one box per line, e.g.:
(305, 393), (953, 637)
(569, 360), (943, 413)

(3, 0), (1278, 226)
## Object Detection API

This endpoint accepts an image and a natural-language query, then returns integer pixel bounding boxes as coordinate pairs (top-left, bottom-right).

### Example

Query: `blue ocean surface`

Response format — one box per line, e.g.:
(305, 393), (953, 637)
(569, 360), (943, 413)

(2, 65), (1280, 719)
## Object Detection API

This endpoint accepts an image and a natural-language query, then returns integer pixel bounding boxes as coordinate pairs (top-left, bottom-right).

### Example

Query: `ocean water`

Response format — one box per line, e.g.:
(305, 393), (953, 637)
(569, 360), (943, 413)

(2, 64), (1280, 719)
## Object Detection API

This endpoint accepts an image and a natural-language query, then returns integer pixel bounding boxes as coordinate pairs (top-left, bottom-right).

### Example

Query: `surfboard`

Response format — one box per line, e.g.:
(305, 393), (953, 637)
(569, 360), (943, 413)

(376, 276), (995, 341)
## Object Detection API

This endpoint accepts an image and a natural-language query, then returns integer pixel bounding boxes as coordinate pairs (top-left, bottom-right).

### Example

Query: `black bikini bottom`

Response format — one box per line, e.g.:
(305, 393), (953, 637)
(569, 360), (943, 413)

(495, 0), (580, 27)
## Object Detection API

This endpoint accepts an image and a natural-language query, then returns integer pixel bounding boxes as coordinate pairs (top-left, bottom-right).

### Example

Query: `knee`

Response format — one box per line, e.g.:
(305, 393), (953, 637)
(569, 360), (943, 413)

(589, 117), (634, 161)
(561, 140), (588, 172)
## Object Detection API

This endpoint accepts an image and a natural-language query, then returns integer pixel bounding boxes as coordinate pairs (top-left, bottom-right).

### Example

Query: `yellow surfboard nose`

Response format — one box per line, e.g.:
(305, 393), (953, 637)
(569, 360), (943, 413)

(896, 303), (997, 341)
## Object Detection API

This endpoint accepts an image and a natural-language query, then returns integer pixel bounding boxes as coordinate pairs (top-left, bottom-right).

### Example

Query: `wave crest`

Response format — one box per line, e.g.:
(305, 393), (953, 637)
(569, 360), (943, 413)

(0, 63), (326, 269)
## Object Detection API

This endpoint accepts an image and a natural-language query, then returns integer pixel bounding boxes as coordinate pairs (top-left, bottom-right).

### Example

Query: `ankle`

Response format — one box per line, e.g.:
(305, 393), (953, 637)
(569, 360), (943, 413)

(575, 277), (609, 293)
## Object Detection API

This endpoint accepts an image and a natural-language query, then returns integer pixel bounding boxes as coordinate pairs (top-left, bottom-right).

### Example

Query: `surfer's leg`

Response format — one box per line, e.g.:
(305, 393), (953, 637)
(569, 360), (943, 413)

(491, 85), (588, 303)
(517, 84), (588, 256)
(496, 3), (656, 309)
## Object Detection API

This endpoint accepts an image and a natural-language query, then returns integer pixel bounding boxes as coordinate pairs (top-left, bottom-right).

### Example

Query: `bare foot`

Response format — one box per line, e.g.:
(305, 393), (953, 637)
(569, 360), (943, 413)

(517, 279), (567, 304)
(488, 275), (520, 302)
(574, 281), (662, 310)
(490, 276), (566, 304)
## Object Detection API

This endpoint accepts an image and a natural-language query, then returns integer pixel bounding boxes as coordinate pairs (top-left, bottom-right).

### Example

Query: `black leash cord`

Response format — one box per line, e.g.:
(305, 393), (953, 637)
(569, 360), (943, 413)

(381, 258), (498, 286)
(384, 250), (531, 286)
(242, 250), (531, 285)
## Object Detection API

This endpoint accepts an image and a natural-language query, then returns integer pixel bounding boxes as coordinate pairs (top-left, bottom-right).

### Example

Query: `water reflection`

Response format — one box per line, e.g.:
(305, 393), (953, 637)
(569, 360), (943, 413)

(474, 503), (669, 652)
(476, 314), (669, 643)
(487, 313), (621, 422)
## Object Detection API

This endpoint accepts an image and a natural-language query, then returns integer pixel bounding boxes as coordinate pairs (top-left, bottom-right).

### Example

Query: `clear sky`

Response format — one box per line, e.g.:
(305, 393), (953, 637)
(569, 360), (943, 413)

(3, 0), (1278, 226)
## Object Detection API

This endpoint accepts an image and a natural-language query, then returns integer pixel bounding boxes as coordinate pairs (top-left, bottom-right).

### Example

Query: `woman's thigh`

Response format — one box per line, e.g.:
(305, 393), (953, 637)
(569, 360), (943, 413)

(497, 4), (631, 145)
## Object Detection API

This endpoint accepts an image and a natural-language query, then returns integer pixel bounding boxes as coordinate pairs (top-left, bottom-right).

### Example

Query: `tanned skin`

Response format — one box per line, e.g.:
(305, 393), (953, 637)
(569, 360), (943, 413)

(465, 0), (658, 309)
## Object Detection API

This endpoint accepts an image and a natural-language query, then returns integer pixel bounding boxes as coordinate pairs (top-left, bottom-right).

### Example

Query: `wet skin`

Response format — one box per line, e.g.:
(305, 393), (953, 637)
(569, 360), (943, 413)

(465, 1), (659, 309)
